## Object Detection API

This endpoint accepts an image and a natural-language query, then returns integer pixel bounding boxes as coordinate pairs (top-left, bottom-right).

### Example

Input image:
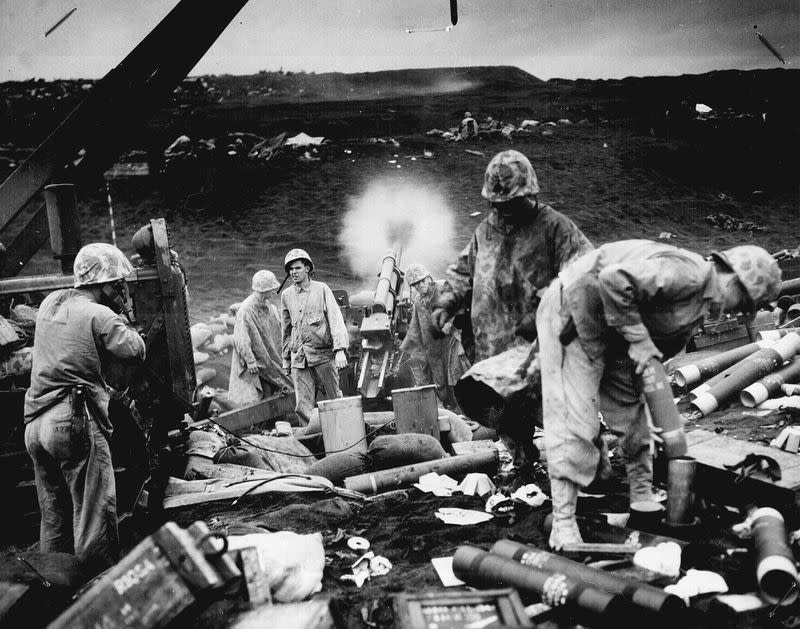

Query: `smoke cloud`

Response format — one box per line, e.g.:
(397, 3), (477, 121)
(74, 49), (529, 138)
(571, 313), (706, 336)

(339, 179), (457, 281)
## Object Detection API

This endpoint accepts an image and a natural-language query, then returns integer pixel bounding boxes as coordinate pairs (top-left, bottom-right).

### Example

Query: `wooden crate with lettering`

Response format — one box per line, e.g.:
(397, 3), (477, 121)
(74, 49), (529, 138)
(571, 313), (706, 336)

(49, 521), (239, 629)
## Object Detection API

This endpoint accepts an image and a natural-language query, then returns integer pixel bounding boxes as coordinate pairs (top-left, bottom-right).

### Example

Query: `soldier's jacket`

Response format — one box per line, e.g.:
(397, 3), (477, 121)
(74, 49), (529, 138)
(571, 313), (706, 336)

(444, 203), (593, 362)
(560, 239), (725, 360)
(400, 281), (470, 388)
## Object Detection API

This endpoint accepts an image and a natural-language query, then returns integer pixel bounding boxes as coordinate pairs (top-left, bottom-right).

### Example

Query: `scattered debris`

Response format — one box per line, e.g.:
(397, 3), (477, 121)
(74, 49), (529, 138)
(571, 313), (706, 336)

(704, 212), (766, 232)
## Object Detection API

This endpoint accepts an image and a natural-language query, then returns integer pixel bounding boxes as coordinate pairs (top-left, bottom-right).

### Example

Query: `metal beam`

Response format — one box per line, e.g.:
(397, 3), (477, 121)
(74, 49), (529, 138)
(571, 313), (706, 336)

(0, 0), (251, 270)
(0, 266), (159, 296)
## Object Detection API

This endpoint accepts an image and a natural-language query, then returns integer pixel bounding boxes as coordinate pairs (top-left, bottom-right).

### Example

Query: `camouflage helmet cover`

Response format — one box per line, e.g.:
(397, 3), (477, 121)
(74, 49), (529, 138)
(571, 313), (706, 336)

(73, 242), (133, 288)
(711, 245), (782, 313)
(481, 150), (540, 202)
(284, 248), (314, 273)
(252, 270), (280, 292)
(405, 263), (432, 286)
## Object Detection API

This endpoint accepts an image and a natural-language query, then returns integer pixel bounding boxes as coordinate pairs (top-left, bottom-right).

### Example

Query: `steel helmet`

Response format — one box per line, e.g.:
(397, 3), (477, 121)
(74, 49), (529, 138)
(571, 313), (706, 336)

(252, 270), (280, 293)
(711, 245), (782, 312)
(464, 111), (472, 118)
(481, 150), (540, 202)
(284, 248), (314, 273)
(405, 263), (431, 286)
(73, 243), (133, 288)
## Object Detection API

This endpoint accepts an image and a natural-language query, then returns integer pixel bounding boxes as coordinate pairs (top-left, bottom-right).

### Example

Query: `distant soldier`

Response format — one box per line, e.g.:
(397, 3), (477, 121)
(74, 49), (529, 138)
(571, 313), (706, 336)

(229, 270), (293, 407)
(458, 111), (479, 141)
(400, 263), (470, 408)
(281, 249), (349, 425)
(432, 149), (593, 362)
(538, 241), (781, 549)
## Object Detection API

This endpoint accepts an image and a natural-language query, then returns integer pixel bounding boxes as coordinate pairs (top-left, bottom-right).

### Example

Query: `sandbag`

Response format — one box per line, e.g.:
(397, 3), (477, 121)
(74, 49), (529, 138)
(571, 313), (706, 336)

(185, 427), (226, 458)
(0, 347), (33, 378)
(244, 434), (314, 474)
(440, 409), (472, 443)
(214, 444), (269, 469)
(190, 323), (213, 349)
(194, 351), (209, 365)
(196, 367), (217, 386)
(227, 531), (325, 602)
(308, 451), (368, 485)
(367, 434), (447, 470)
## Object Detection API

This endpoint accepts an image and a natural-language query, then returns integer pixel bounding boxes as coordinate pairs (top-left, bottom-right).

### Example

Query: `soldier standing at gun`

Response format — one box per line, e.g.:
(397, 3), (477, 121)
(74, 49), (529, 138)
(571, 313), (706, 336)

(537, 241), (781, 550)
(229, 270), (293, 407)
(281, 248), (349, 426)
(24, 243), (146, 572)
(400, 263), (470, 409)
(432, 149), (593, 362)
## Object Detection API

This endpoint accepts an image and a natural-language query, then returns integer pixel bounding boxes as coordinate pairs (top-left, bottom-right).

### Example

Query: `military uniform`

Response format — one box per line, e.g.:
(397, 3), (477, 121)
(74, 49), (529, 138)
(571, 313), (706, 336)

(400, 280), (470, 404)
(445, 203), (592, 362)
(229, 292), (292, 406)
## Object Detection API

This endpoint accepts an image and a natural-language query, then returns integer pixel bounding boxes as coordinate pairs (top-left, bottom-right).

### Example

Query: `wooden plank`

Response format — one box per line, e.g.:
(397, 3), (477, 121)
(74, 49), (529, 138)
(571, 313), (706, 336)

(162, 474), (332, 509)
(687, 429), (800, 490)
(392, 385), (440, 439)
(451, 439), (496, 456)
(193, 393), (295, 433)
(685, 429), (722, 448)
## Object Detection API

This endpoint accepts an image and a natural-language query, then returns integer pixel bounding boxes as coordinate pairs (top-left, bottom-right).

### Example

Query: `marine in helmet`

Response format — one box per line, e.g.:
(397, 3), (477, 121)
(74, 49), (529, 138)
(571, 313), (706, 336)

(399, 263), (470, 409)
(229, 270), (293, 407)
(458, 110), (478, 141)
(432, 149), (593, 362)
(280, 249), (350, 425)
(24, 243), (146, 573)
(536, 240), (781, 550)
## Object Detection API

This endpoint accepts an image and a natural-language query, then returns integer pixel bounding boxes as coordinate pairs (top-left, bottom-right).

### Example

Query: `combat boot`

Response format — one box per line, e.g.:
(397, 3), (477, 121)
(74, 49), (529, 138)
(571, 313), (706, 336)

(549, 479), (583, 550)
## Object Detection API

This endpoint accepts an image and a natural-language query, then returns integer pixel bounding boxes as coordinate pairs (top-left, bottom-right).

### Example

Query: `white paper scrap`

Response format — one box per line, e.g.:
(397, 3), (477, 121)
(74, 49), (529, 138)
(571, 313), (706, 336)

(435, 507), (493, 526)
(431, 557), (465, 587)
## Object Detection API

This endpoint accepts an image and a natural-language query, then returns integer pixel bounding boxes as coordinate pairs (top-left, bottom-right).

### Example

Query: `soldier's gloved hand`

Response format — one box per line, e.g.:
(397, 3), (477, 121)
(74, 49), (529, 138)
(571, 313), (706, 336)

(335, 350), (348, 370)
(430, 308), (451, 339)
(247, 363), (259, 375)
(628, 337), (663, 375)
(514, 313), (538, 342)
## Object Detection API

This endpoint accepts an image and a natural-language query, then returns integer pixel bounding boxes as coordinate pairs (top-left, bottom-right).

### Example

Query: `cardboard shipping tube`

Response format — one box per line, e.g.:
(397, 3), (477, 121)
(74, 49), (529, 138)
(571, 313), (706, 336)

(490, 540), (686, 617)
(752, 507), (800, 606)
(639, 360), (687, 458)
(758, 328), (800, 343)
(741, 357), (800, 407)
(343, 450), (497, 494)
(674, 340), (772, 388)
(452, 546), (633, 623)
(691, 333), (800, 416)
(665, 457), (696, 527)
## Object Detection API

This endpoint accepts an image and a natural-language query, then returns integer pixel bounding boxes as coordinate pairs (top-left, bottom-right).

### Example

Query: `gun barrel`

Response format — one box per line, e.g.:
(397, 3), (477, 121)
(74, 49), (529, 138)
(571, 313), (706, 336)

(371, 248), (401, 314)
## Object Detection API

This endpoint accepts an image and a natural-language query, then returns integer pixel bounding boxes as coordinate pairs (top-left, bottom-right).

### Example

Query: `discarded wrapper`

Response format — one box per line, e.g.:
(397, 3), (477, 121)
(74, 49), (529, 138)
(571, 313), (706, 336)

(633, 542), (682, 577)
(485, 493), (515, 515)
(414, 472), (459, 497)
(457, 473), (496, 497)
(510, 483), (548, 507)
(435, 507), (493, 526)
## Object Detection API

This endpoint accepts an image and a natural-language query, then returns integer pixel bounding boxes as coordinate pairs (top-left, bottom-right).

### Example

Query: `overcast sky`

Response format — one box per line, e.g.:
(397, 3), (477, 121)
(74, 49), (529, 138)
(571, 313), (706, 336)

(1, 0), (797, 82)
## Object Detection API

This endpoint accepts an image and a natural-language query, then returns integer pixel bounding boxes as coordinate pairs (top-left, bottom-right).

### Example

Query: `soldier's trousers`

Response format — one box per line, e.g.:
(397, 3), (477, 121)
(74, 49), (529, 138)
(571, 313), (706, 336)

(25, 402), (119, 572)
(291, 359), (343, 426)
(537, 278), (651, 487)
